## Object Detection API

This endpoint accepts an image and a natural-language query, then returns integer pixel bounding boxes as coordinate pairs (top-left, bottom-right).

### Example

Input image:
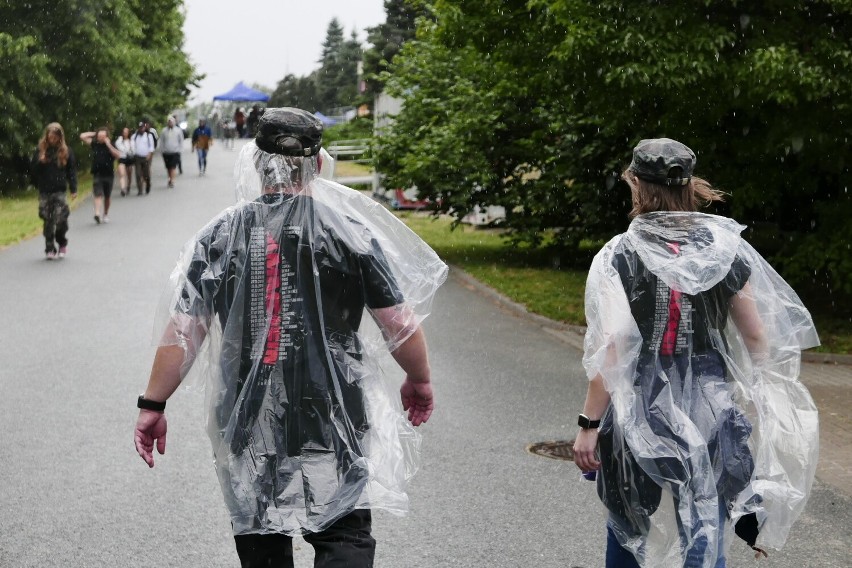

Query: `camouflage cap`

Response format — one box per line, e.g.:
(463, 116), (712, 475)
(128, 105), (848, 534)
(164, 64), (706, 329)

(255, 107), (323, 157)
(628, 138), (696, 186)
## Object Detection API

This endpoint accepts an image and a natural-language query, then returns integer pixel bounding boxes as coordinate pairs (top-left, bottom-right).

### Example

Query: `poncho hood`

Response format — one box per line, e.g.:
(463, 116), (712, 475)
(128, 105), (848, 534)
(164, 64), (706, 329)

(625, 212), (746, 295)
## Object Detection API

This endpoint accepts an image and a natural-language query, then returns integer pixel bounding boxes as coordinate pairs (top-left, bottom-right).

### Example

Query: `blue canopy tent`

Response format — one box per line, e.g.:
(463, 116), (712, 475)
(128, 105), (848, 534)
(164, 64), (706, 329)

(212, 81), (270, 102)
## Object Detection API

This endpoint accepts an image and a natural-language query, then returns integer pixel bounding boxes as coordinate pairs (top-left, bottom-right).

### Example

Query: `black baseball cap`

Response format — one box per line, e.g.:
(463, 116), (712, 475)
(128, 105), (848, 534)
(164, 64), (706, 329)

(628, 138), (696, 186)
(255, 107), (323, 157)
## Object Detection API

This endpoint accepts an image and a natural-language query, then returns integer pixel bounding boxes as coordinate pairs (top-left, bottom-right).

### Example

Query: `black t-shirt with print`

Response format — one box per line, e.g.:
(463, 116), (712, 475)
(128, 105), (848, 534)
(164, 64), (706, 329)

(179, 193), (404, 458)
(612, 241), (751, 355)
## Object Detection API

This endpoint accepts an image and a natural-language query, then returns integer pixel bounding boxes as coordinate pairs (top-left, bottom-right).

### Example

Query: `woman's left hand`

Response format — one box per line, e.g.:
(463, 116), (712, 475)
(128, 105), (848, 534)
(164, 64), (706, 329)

(573, 428), (601, 472)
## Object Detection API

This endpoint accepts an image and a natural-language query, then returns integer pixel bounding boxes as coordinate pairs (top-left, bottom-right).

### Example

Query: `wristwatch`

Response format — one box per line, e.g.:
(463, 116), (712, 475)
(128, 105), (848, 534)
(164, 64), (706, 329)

(137, 395), (166, 412)
(578, 413), (600, 429)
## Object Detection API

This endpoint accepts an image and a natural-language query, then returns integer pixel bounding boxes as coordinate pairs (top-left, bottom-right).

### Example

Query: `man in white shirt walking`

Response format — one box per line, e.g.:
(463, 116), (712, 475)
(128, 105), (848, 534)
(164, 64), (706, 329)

(132, 121), (156, 195)
(160, 117), (184, 188)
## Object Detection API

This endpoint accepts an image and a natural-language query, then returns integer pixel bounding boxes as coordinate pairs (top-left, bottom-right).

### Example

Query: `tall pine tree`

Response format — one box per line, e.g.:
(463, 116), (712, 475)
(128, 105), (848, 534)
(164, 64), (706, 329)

(315, 22), (362, 113)
(362, 0), (428, 99)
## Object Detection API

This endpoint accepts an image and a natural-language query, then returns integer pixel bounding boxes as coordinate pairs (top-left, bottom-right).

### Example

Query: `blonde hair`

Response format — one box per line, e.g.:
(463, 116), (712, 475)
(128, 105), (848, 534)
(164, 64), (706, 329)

(622, 168), (725, 218)
(38, 122), (69, 167)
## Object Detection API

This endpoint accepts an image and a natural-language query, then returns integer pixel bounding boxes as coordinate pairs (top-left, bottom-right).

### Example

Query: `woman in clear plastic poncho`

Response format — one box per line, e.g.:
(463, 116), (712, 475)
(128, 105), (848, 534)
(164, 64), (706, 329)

(572, 139), (819, 568)
(134, 108), (448, 549)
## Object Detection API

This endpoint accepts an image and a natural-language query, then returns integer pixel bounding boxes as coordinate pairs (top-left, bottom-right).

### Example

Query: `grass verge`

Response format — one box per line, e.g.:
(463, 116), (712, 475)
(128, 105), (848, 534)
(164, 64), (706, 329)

(0, 176), (92, 249)
(396, 212), (852, 354)
(397, 212), (586, 325)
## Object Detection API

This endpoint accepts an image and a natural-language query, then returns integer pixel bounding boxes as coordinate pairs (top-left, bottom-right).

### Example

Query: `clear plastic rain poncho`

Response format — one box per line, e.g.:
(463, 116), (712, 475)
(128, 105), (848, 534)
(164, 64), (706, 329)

(583, 212), (819, 567)
(155, 142), (447, 535)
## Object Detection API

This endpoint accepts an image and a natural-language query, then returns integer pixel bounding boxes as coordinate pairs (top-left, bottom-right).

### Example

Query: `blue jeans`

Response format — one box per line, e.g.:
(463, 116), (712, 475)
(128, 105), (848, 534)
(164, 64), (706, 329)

(605, 504), (727, 568)
(196, 148), (208, 171)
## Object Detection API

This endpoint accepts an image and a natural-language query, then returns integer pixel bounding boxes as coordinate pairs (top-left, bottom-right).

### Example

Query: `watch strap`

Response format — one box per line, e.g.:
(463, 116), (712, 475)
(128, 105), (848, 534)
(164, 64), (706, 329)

(137, 395), (166, 412)
(578, 413), (601, 429)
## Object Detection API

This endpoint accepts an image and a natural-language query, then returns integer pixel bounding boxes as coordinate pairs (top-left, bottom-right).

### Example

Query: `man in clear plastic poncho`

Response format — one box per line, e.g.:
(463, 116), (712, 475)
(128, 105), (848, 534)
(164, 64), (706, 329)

(572, 139), (819, 567)
(134, 107), (447, 567)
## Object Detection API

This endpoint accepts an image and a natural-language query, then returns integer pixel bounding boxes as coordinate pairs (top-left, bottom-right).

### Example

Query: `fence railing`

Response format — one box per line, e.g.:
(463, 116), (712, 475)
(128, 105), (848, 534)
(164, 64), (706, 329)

(326, 139), (373, 186)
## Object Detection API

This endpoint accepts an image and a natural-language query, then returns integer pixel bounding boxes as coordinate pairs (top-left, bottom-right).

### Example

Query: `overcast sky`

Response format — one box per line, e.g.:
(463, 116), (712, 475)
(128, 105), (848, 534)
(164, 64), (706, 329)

(181, 0), (387, 103)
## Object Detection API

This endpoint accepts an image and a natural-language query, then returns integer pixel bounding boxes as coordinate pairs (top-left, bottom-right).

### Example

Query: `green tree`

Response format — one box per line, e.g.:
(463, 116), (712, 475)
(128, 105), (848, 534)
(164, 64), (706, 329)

(362, 0), (429, 99)
(315, 21), (363, 112)
(269, 73), (321, 111)
(376, 0), (852, 299)
(0, 0), (197, 188)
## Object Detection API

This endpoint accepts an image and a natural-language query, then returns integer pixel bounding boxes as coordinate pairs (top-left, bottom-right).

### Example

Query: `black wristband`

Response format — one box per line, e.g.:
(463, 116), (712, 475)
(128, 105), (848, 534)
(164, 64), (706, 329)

(137, 395), (166, 412)
(578, 413), (601, 429)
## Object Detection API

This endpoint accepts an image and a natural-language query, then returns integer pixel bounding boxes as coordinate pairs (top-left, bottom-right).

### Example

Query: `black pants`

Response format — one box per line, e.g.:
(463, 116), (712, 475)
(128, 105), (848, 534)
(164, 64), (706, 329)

(234, 510), (375, 568)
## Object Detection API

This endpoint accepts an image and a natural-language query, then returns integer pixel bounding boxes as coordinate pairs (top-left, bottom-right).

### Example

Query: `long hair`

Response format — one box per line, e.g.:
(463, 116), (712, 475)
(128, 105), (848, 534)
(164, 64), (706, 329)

(38, 122), (69, 166)
(622, 168), (725, 219)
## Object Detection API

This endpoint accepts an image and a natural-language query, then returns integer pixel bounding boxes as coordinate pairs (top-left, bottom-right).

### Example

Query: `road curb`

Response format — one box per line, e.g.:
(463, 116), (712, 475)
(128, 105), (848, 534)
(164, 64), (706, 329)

(449, 265), (850, 366)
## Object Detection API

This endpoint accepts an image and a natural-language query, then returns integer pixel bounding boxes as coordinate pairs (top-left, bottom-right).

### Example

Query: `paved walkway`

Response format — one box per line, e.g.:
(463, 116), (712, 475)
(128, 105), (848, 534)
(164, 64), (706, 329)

(800, 360), (852, 497)
(454, 270), (852, 498)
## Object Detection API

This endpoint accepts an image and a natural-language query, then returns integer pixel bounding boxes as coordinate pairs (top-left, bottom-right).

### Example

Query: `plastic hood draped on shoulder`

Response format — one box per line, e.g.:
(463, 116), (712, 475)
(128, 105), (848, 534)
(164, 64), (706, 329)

(583, 212), (819, 567)
(154, 141), (448, 535)
(625, 212), (744, 295)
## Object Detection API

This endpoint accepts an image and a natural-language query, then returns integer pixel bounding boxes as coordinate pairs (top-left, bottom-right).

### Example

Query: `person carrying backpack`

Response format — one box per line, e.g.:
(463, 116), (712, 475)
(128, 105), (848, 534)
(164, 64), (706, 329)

(132, 121), (156, 195)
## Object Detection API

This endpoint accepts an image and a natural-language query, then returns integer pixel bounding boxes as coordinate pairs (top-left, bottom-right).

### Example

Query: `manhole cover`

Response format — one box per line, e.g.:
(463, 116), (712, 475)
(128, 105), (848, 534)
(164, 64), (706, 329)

(526, 440), (575, 461)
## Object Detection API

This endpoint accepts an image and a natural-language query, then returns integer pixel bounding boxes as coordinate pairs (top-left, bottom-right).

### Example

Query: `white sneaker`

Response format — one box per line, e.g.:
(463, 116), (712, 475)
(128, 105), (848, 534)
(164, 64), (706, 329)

(103, 216), (110, 223)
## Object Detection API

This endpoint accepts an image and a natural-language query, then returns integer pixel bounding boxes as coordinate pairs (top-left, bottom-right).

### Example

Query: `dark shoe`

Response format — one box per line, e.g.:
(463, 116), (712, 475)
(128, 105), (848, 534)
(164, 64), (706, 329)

(94, 215), (101, 224)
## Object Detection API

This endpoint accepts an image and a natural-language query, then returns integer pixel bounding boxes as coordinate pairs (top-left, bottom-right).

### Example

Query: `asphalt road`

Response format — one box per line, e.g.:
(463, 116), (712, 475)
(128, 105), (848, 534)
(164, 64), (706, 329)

(0, 140), (849, 567)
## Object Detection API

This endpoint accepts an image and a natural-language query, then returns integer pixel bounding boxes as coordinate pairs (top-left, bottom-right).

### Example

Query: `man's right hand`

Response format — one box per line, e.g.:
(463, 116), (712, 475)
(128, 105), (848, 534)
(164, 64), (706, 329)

(134, 409), (167, 468)
(400, 378), (433, 426)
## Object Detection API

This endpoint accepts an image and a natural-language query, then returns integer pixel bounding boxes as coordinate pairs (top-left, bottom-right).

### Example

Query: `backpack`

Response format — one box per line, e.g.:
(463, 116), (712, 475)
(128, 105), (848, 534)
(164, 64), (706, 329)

(133, 131), (157, 150)
(149, 129), (158, 149)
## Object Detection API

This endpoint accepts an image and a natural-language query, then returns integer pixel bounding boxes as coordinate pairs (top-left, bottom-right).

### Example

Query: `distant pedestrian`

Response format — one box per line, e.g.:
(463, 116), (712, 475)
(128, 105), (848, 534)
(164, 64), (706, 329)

(573, 138), (820, 567)
(247, 104), (261, 137)
(223, 120), (236, 150)
(234, 107), (246, 138)
(160, 116), (184, 188)
(114, 127), (135, 197)
(30, 122), (77, 259)
(131, 121), (156, 195)
(80, 127), (121, 223)
(211, 109), (222, 139)
(191, 118), (212, 175)
(143, 117), (159, 148)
